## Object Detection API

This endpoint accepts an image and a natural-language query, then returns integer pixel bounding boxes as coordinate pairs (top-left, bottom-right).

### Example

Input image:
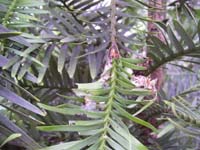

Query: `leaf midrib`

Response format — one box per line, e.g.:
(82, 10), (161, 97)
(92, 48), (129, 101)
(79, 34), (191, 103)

(99, 60), (117, 149)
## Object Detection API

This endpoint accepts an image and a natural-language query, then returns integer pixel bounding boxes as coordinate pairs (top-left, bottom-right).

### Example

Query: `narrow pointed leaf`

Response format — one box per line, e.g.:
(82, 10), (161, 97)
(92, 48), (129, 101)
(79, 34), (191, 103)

(68, 46), (81, 78)
(0, 114), (42, 149)
(56, 93), (84, 102)
(3, 56), (20, 70)
(122, 61), (146, 70)
(107, 137), (125, 150)
(167, 26), (184, 52)
(0, 32), (21, 39)
(0, 133), (21, 148)
(77, 81), (103, 90)
(113, 103), (157, 132)
(0, 85), (45, 116)
(120, 57), (144, 64)
(88, 45), (97, 79)
(116, 87), (151, 96)
(39, 134), (100, 150)
(110, 119), (147, 150)
(173, 20), (195, 49)
(58, 44), (68, 74)
(37, 124), (102, 132)
(37, 103), (105, 118)
(11, 62), (20, 78)
(37, 44), (55, 83)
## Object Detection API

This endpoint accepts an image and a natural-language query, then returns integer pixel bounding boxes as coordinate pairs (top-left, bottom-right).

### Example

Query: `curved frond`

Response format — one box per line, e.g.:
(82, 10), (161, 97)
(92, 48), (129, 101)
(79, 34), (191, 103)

(146, 20), (200, 74)
(37, 55), (157, 150)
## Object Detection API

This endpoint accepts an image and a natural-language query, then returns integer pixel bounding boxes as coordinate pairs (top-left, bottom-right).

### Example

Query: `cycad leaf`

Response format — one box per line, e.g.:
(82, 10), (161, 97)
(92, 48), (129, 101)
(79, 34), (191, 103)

(0, 85), (45, 116)
(17, 0), (45, 7)
(167, 26), (184, 53)
(76, 81), (103, 90)
(67, 46), (81, 78)
(0, 114), (42, 149)
(37, 103), (104, 118)
(36, 56), (155, 149)
(11, 62), (20, 78)
(39, 135), (100, 150)
(37, 124), (102, 132)
(0, 133), (21, 148)
(107, 137), (125, 150)
(88, 45), (97, 79)
(198, 20), (200, 42)
(39, 141), (80, 150)
(57, 44), (68, 74)
(173, 20), (195, 49)
(113, 103), (157, 132)
(147, 21), (200, 74)
(110, 118), (147, 150)
(37, 44), (55, 83)
(0, 32), (21, 39)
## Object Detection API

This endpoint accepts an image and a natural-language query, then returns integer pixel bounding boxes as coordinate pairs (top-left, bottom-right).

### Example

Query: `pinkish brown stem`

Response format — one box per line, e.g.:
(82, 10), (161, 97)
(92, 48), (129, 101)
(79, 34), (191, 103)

(148, 0), (166, 90)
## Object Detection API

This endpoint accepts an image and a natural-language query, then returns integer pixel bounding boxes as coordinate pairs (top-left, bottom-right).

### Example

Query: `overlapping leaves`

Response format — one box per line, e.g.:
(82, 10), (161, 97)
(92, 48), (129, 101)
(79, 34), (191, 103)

(0, 0), (47, 28)
(146, 20), (200, 74)
(37, 57), (157, 150)
(164, 84), (200, 135)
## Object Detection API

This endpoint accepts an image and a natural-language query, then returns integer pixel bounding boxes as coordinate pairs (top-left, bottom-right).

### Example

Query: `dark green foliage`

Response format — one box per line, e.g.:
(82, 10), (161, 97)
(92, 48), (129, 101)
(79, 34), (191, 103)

(0, 0), (200, 150)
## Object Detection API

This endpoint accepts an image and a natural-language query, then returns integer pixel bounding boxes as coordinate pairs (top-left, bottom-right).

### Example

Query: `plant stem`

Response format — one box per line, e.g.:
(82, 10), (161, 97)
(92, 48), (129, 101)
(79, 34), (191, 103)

(110, 0), (117, 45)
(99, 60), (117, 149)
(99, 1), (119, 148)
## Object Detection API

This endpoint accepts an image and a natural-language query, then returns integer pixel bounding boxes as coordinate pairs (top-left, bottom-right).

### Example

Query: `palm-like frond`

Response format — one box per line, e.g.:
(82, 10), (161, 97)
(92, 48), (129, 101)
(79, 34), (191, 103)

(44, 0), (109, 79)
(146, 20), (200, 74)
(152, 123), (198, 150)
(164, 84), (200, 132)
(0, 0), (200, 149)
(0, 0), (48, 82)
(37, 56), (157, 150)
